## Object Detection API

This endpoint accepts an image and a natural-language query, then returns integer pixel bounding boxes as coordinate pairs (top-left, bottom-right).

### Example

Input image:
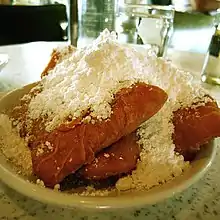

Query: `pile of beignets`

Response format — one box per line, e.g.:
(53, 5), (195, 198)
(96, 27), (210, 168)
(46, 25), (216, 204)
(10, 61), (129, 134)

(9, 46), (220, 190)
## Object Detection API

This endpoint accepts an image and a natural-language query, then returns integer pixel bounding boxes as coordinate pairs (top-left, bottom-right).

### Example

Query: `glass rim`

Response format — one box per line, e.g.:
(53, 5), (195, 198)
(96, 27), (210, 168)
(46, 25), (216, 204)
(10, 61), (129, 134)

(118, 4), (175, 19)
(119, 4), (175, 11)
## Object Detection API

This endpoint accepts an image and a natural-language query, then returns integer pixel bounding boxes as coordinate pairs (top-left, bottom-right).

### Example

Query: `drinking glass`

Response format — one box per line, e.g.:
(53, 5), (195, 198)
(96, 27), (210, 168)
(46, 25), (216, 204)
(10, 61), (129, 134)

(115, 2), (175, 57)
(77, 0), (116, 47)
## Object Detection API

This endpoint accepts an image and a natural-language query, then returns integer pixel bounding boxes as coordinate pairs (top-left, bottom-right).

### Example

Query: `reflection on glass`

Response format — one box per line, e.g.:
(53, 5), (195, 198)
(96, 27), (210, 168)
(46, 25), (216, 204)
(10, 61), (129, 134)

(78, 0), (116, 47)
(60, 20), (68, 40)
(115, 4), (175, 57)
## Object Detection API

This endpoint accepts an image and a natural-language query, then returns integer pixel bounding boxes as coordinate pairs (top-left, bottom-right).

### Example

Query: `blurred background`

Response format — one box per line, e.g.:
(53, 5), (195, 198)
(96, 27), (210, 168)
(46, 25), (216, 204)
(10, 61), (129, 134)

(0, 0), (219, 91)
(0, 0), (219, 53)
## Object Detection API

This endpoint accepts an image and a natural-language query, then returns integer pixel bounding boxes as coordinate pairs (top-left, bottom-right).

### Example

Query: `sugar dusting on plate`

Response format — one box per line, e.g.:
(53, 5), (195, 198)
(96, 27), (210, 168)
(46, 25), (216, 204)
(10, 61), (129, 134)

(0, 114), (32, 177)
(0, 29), (212, 195)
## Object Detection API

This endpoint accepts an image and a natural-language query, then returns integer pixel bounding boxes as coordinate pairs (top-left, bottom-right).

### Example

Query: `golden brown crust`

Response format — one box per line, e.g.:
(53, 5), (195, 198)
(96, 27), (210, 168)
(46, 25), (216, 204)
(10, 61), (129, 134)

(80, 100), (220, 181)
(80, 132), (140, 180)
(24, 83), (167, 187)
(41, 46), (75, 78)
(173, 101), (220, 160)
(41, 50), (60, 78)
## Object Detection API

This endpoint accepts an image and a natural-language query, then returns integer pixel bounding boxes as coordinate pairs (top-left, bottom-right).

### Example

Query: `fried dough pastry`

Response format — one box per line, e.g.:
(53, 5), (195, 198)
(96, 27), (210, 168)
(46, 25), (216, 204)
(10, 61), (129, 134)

(80, 132), (140, 180)
(11, 83), (167, 187)
(41, 46), (75, 78)
(41, 50), (59, 78)
(80, 100), (220, 180)
(173, 101), (220, 161)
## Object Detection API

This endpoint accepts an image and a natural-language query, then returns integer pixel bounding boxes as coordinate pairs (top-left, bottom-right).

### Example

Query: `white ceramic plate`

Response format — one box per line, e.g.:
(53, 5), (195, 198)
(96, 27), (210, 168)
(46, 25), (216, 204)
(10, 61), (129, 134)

(0, 83), (217, 210)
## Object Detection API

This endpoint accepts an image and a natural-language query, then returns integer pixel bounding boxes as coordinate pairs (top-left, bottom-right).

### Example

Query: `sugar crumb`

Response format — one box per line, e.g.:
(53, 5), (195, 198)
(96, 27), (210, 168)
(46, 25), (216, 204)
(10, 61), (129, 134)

(104, 153), (110, 158)
(78, 186), (113, 197)
(54, 184), (60, 190)
(36, 144), (45, 157)
(36, 179), (45, 187)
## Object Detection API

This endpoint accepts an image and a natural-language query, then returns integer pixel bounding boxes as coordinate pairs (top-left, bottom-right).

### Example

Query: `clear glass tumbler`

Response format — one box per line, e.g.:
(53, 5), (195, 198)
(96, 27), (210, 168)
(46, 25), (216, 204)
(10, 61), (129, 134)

(77, 0), (116, 47)
(115, 2), (175, 57)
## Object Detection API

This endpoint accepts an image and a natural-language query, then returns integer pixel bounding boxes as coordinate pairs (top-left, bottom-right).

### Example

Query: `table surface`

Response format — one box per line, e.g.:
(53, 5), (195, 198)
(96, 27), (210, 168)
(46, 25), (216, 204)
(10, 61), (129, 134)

(0, 42), (220, 220)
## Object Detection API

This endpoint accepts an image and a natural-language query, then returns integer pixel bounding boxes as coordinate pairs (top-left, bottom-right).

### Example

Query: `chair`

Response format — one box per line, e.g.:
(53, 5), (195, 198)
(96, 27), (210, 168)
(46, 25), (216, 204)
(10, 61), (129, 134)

(151, 0), (172, 5)
(0, 4), (68, 45)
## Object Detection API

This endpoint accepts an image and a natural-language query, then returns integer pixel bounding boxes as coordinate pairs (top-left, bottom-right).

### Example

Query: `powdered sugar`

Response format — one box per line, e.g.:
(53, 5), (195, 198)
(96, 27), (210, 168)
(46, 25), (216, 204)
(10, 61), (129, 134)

(0, 30), (214, 194)
(114, 56), (210, 191)
(116, 102), (190, 191)
(27, 30), (211, 192)
(27, 30), (209, 132)
(137, 56), (210, 110)
(114, 55), (211, 191)
(0, 114), (32, 176)
(28, 29), (150, 131)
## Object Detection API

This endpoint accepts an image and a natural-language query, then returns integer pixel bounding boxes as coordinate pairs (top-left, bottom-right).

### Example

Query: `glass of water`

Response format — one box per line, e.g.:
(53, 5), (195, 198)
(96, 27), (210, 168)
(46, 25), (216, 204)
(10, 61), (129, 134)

(115, 2), (175, 57)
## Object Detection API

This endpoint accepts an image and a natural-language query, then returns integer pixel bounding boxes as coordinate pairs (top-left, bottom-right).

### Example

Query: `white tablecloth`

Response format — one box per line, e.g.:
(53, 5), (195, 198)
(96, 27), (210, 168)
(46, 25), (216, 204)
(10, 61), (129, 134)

(0, 42), (220, 220)
(0, 41), (67, 91)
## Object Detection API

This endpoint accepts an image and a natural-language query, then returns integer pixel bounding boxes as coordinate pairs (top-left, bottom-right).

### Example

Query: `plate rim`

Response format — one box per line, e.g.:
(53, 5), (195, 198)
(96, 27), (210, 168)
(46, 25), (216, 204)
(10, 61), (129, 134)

(0, 84), (217, 210)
